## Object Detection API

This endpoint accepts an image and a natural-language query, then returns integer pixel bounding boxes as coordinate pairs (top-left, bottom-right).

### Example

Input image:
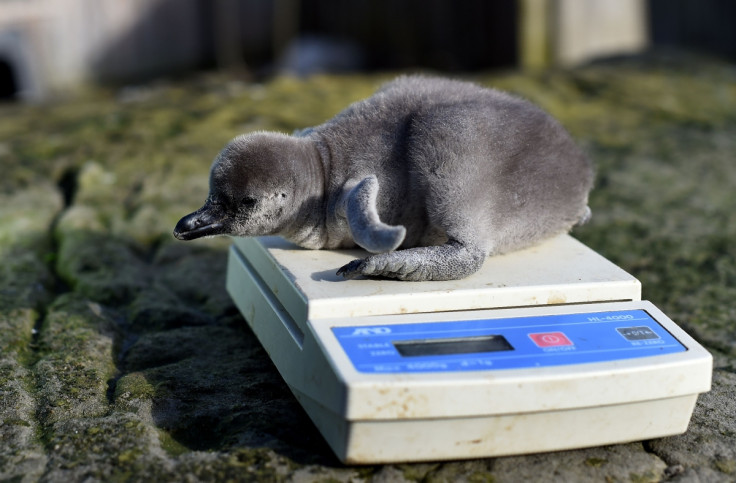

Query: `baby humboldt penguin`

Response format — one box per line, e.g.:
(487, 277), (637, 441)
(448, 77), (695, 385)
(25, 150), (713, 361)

(174, 75), (593, 281)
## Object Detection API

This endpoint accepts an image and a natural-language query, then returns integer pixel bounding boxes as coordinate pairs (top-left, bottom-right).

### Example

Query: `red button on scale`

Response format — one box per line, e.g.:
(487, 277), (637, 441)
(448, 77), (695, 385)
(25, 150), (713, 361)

(528, 332), (573, 347)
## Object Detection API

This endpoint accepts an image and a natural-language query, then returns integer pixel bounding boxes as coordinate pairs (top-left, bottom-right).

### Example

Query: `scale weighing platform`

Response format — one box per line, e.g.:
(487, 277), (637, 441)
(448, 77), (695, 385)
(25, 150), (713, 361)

(225, 235), (712, 464)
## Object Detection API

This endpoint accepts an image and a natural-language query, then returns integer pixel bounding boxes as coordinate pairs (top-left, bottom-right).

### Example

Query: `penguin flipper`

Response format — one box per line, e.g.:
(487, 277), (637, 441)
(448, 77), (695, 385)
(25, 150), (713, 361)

(341, 175), (406, 253)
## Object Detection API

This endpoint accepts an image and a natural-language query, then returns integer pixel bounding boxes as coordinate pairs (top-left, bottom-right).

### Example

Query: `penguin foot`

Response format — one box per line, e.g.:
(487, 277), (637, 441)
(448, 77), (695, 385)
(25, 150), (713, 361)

(336, 254), (427, 281)
(336, 241), (486, 281)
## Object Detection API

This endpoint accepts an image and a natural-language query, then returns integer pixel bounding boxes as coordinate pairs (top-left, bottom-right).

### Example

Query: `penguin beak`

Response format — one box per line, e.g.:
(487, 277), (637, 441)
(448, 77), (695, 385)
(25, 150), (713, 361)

(173, 203), (227, 240)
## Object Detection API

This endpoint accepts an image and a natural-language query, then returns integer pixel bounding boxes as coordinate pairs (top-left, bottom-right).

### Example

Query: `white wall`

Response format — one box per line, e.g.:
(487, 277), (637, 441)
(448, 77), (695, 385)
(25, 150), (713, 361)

(0, 0), (206, 98)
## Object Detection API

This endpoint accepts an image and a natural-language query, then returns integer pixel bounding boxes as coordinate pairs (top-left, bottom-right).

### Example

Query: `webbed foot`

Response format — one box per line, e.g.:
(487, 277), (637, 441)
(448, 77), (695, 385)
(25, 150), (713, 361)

(336, 240), (486, 281)
(336, 253), (427, 281)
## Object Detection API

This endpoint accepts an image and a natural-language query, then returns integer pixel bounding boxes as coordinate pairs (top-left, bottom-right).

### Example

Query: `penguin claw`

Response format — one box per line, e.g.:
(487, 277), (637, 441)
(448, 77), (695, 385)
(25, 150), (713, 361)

(336, 259), (366, 279)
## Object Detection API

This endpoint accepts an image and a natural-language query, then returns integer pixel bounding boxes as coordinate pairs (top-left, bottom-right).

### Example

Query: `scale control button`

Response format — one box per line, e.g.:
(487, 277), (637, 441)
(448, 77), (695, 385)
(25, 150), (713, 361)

(617, 326), (661, 341)
(528, 332), (573, 348)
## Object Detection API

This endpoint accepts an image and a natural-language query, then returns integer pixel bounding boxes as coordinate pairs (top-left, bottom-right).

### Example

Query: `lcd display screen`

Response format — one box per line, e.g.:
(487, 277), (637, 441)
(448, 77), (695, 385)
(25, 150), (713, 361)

(393, 335), (514, 357)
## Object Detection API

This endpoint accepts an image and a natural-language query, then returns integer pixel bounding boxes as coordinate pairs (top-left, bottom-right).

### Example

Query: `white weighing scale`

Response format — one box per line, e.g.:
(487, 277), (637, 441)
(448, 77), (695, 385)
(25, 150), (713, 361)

(225, 235), (712, 464)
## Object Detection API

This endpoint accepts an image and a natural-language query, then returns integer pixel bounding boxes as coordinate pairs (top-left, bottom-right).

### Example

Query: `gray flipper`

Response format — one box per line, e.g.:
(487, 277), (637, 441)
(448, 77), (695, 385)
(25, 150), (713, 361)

(336, 239), (485, 281)
(339, 175), (406, 253)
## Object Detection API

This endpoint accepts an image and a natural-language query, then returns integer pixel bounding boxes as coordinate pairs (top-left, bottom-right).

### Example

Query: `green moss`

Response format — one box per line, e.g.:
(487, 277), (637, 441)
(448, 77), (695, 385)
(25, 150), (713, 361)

(216, 448), (289, 481)
(115, 372), (155, 400)
(468, 472), (496, 483)
(38, 293), (118, 350)
(54, 229), (150, 305)
(32, 294), (118, 426)
(156, 428), (189, 457)
(3, 418), (32, 427)
(116, 448), (143, 465)
(40, 414), (170, 481)
(0, 309), (38, 361)
(628, 470), (661, 483)
(715, 459), (736, 474)
(585, 457), (608, 468)
(397, 463), (441, 481)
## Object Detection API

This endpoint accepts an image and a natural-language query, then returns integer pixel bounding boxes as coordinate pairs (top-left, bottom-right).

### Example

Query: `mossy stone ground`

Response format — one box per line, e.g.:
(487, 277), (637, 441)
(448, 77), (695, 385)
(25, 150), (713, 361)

(1, 54), (735, 481)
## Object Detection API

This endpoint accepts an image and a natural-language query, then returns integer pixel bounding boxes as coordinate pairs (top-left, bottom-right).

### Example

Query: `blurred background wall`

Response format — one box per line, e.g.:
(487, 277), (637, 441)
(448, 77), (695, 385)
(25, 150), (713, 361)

(0, 0), (734, 101)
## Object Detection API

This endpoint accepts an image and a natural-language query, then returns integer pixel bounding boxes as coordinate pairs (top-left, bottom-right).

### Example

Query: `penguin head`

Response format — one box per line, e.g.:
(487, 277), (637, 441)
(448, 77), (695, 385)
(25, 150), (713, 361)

(174, 132), (304, 241)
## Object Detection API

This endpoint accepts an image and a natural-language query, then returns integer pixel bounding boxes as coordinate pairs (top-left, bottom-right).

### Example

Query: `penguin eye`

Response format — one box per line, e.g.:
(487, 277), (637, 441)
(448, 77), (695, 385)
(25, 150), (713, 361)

(241, 197), (258, 209)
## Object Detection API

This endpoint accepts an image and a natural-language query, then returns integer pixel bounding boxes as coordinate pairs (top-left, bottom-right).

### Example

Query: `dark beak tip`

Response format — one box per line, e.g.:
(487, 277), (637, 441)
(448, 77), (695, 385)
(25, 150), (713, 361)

(172, 210), (226, 241)
(173, 212), (199, 240)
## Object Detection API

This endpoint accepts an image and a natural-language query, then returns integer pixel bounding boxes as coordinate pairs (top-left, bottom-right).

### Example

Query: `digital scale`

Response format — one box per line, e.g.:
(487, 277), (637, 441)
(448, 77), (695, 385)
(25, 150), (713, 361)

(225, 235), (712, 464)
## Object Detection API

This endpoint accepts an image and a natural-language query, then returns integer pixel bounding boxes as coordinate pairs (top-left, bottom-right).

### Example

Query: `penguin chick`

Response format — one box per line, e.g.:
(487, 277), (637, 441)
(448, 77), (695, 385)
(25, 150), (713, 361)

(174, 75), (594, 281)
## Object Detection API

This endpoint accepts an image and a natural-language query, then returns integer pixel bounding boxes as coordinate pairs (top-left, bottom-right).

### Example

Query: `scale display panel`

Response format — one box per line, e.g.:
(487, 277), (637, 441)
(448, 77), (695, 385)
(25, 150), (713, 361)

(332, 309), (687, 374)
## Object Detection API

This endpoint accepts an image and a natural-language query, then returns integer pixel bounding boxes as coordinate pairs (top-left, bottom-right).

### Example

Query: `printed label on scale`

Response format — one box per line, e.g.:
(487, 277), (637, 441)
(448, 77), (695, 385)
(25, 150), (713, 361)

(332, 310), (687, 374)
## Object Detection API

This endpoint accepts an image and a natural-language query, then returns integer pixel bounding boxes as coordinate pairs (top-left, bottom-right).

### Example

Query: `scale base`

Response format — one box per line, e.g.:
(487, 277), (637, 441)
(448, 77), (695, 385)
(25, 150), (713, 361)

(295, 389), (697, 464)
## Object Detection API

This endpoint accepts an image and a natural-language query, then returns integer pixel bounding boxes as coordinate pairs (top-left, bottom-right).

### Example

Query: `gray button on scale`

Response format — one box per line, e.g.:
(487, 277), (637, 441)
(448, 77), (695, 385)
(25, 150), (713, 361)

(226, 235), (712, 464)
